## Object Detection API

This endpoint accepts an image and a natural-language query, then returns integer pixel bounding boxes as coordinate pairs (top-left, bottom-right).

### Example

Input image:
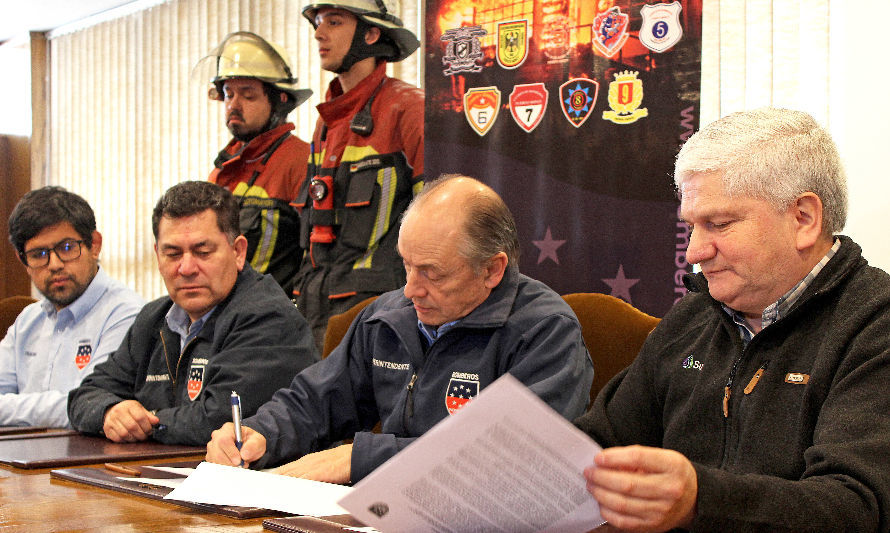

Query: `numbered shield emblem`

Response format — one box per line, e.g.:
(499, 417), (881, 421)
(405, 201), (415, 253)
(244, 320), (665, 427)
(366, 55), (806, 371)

(75, 341), (92, 370)
(497, 19), (528, 69)
(640, 1), (683, 53)
(464, 86), (501, 136)
(592, 6), (629, 58)
(559, 78), (599, 128)
(603, 70), (649, 124)
(509, 83), (548, 132)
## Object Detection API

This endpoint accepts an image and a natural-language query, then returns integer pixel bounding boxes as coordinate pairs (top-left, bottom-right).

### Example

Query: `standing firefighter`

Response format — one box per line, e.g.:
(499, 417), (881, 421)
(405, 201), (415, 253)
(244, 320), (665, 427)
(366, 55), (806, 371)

(292, 0), (425, 350)
(202, 32), (313, 295)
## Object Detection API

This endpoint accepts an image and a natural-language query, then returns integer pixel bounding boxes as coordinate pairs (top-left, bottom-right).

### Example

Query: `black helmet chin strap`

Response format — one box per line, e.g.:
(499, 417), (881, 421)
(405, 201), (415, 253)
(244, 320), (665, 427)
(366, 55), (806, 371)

(334, 17), (397, 73)
(268, 85), (296, 126)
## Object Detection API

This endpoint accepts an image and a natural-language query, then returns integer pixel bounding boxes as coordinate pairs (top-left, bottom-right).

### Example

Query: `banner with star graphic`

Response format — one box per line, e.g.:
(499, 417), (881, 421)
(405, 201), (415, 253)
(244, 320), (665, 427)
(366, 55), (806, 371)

(424, 0), (701, 316)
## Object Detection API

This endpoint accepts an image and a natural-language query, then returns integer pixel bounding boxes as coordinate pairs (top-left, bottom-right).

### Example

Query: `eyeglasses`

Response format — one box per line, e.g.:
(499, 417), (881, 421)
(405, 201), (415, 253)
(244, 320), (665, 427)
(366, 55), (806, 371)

(21, 239), (85, 268)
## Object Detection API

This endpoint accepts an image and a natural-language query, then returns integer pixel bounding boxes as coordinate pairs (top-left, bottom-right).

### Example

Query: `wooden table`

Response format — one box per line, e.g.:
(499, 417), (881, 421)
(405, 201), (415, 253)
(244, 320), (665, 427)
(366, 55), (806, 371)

(0, 457), (269, 532)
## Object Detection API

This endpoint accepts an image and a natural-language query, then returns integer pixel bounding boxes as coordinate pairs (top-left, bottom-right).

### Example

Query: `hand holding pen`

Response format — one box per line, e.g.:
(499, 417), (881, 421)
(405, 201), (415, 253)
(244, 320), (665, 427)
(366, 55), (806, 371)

(206, 396), (269, 468)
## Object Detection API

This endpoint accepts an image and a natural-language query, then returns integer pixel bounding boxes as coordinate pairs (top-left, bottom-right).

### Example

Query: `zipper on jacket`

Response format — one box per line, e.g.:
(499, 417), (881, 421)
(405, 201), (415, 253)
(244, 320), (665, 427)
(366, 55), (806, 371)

(402, 325), (451, 430)
(722, 384), (731, 418)
(405, 373), (418, 419)
(722, 344), (748, 418)
(160, 330), (175, 386)
(160, 329), (197, 388)
(743, 360), (769, 395)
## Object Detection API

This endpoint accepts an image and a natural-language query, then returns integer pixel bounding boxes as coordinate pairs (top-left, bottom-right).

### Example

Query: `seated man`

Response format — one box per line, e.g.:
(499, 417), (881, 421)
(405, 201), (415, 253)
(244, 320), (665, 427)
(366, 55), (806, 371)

(207, 175), (593, 483)
(68, 181), (318, 445)
(1, 187), (143, 427)
(578, 108), (890, 532)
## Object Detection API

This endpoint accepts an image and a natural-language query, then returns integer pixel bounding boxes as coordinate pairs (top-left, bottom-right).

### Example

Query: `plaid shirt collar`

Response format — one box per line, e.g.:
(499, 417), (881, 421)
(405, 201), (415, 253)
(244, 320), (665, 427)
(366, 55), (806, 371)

(724, 238), (841, 342)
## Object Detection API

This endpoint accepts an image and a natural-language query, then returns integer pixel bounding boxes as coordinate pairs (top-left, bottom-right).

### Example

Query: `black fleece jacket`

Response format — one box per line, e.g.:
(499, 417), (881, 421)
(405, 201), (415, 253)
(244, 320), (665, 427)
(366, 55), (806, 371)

(577, 236), (890, 532)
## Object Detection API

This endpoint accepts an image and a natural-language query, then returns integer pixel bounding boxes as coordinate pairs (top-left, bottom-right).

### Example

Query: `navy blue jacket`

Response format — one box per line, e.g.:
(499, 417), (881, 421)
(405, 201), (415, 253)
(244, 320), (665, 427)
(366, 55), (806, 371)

(68, 266), (318, 445)
(245, 266), (594, 481)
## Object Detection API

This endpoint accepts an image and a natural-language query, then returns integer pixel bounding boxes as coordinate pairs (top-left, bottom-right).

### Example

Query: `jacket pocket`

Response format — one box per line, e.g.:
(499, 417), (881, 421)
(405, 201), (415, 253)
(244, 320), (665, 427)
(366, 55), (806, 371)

(338, 161), (384, 250)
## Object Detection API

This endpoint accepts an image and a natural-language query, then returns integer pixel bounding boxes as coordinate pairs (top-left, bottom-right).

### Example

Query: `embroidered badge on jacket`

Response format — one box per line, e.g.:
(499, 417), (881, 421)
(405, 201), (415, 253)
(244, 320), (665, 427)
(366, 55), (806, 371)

(75, 340), (92, 370)
(446, 376), (480, 414)
(187, 364), (205, 400)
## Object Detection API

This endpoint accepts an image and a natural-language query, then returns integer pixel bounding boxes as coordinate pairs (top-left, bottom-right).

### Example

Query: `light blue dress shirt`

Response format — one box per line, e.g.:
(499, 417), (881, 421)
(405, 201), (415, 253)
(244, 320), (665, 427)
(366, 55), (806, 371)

(0, 267), (144, 427)
(165, 304), (216, 354)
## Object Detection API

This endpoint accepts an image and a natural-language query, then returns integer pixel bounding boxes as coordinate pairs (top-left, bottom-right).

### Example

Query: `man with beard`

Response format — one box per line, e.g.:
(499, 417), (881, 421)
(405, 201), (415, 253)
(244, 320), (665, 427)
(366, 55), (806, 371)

(1, 187), (143, 427)
(204, 32), (313, 294)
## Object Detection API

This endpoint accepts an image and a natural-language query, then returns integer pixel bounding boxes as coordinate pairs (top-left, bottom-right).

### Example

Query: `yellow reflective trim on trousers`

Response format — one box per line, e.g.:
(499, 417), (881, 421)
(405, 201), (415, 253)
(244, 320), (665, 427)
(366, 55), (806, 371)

(250, 208), (279, 273)
(353, 166), (397, 270)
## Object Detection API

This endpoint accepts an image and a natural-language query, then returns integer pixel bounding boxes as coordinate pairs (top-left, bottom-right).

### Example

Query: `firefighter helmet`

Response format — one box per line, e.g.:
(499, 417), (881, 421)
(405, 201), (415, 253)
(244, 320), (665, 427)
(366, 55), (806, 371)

(302, 0), (420, 63)
(203, 31), (312, 111)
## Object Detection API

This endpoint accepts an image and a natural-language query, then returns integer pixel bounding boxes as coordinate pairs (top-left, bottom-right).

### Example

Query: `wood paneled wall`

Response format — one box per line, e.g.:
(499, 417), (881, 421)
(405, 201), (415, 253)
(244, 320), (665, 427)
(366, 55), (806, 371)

(0, 134), (33, 298)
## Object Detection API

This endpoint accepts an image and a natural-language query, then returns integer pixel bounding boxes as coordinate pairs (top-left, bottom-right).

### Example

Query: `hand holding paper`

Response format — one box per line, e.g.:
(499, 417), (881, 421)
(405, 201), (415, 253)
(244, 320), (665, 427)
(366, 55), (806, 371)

(585, 445), (697, 531)
(338, 374), (606, 533)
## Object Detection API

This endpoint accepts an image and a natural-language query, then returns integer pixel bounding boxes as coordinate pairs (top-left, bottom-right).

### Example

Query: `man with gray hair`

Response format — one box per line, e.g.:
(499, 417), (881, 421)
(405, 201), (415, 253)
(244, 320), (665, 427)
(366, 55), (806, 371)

(207, 175), (593, 484)
(577, 108), (890, 532)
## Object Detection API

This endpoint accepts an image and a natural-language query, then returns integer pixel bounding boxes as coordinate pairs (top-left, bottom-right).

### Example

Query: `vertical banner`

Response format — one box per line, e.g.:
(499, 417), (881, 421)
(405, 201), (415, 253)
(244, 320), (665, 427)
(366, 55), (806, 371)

(425, 1), (701, 316)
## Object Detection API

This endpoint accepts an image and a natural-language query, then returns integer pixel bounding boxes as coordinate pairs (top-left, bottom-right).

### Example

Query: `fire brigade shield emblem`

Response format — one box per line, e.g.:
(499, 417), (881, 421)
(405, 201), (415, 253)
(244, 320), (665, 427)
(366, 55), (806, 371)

(75, 341), (92, 370)
(497, 19), (528, 69)
(559, 78), (599, 128)
(603, 70), (649, 124)
(446, 378), (479, 415)
(187, 364), (204, 401)
(543, 14), (571, 62)
(441, 25), (487, 76)
(592, 6), (629, 58)
(640, 1), (683, 53)
(463, 86), (501, 136)
(509, 83), (548, 132)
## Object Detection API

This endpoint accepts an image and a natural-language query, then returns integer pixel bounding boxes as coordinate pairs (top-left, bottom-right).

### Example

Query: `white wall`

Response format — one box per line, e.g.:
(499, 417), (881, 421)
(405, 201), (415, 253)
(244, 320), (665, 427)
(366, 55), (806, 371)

(700, 0), (888, 273)
(0, 41), (30, 136)
(831, 0), (890, 273)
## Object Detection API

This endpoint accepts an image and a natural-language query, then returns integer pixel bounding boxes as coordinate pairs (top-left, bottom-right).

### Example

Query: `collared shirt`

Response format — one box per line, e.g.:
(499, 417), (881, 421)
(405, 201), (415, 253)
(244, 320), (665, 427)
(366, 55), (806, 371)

(725, 238), (841, 342)
(0, 267), (144, 427)
(165, 305), (216, 354)
(417, 319), (460, 349)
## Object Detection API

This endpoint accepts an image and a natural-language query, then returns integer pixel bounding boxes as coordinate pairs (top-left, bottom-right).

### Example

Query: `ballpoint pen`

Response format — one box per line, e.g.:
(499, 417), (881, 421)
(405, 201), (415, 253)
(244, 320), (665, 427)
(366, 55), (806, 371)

(231, 390), (244, 467)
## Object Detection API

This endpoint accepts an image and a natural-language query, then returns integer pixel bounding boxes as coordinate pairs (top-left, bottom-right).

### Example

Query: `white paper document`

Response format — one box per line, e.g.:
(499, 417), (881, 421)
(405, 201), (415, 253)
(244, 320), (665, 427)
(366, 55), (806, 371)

(164, 461), (353, 516)
(338, 374), (605, 532)
(140, 466), (196, 476)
